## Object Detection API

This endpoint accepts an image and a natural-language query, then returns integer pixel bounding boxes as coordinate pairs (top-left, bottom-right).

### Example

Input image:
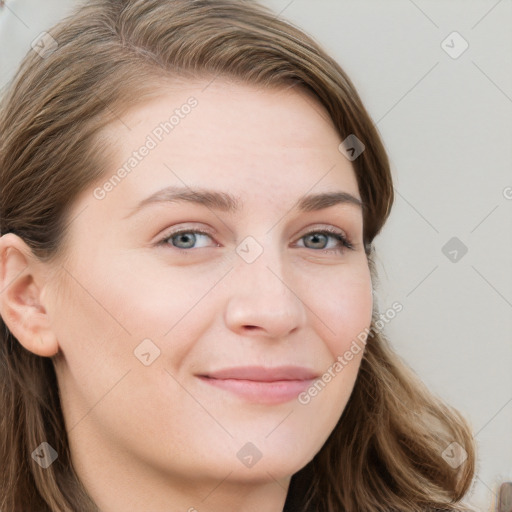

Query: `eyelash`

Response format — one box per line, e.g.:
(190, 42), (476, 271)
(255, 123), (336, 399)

(157, 226), (354, 254)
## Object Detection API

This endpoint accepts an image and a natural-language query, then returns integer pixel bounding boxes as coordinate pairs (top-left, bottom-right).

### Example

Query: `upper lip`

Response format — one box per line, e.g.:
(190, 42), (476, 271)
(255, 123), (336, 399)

(198, 365), (318, 382)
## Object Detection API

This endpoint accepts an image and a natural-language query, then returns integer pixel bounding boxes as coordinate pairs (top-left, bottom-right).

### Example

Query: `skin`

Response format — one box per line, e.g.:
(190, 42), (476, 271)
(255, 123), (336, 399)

(0, 79), (373, 512)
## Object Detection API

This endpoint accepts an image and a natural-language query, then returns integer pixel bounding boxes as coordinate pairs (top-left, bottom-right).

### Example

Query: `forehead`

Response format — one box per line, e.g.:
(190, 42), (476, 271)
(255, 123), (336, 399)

(93, 79), (360, 213)
(110, 79), (339, 147)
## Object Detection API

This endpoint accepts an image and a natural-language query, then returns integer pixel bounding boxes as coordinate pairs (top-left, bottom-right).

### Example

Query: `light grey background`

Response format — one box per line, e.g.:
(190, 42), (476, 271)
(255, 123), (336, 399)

(1, 1), (511, 510)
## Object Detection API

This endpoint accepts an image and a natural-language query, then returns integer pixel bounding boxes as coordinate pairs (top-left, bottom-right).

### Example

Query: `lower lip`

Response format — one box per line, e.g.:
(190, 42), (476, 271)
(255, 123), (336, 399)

(197, 376), (314, 404)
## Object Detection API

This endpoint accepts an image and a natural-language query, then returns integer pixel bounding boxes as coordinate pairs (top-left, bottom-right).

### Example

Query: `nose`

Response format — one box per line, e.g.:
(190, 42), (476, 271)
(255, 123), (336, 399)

(223, 248), (307, 339)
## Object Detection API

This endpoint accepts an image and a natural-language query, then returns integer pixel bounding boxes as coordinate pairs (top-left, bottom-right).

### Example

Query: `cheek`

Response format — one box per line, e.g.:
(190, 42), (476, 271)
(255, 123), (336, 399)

(94, 253), (230, 334)
(307, 263), (373, 356)
(291, 265), (372, 458)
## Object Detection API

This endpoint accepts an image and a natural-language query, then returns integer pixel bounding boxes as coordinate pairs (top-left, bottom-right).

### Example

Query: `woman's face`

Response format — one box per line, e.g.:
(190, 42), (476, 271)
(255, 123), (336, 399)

(46, 79), (372, 500)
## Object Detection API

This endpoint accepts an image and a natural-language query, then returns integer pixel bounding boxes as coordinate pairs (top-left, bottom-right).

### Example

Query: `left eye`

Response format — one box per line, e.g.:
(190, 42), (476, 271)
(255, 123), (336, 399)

(295, 229), (353, 252)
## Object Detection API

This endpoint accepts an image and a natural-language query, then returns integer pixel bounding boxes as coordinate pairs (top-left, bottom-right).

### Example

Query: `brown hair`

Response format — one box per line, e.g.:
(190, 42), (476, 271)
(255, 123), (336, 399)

(0, 1), (476, 511)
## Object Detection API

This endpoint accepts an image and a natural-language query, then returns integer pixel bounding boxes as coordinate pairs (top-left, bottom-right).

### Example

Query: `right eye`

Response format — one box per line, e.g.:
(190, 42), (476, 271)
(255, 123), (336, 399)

(158, 229), (219, 250)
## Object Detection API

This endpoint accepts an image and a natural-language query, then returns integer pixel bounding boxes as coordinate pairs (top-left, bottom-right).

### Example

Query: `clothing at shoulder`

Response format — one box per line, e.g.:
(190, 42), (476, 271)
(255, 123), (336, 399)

(282, 464), (315, 512)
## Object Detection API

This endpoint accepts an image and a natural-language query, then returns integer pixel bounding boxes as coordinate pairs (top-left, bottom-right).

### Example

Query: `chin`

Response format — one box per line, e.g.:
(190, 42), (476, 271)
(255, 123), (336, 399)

(226, 442), (318, 483)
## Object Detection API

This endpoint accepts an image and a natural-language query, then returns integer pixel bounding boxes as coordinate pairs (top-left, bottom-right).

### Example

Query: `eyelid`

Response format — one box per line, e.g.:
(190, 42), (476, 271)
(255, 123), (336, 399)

(296, 224), (348, 239)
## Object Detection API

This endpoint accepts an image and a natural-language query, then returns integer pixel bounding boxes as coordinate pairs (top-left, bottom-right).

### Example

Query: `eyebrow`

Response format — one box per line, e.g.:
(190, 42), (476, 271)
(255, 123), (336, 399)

(123, 185), (363, 218)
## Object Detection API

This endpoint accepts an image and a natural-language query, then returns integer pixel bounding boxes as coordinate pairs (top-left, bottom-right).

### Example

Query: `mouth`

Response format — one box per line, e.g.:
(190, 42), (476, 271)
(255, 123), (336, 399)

(196, 365), (318, 404)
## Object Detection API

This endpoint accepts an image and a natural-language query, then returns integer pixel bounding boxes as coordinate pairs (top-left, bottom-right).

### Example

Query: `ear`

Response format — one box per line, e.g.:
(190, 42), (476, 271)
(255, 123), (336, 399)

(0, 233), (59, 357)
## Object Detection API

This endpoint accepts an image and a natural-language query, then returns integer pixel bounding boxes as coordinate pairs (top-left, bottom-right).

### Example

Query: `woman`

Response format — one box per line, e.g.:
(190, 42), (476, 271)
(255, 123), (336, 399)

(0, 0), (476, 511)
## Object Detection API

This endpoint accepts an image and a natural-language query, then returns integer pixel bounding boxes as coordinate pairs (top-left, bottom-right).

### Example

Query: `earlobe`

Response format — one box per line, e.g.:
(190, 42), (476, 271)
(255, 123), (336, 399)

(0, 233), (59, 357)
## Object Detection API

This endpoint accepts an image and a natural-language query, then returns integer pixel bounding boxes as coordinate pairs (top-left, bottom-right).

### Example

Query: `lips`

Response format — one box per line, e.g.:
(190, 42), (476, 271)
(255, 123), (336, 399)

(199, 365), (319, 382)
(196, 365), (319, 404)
